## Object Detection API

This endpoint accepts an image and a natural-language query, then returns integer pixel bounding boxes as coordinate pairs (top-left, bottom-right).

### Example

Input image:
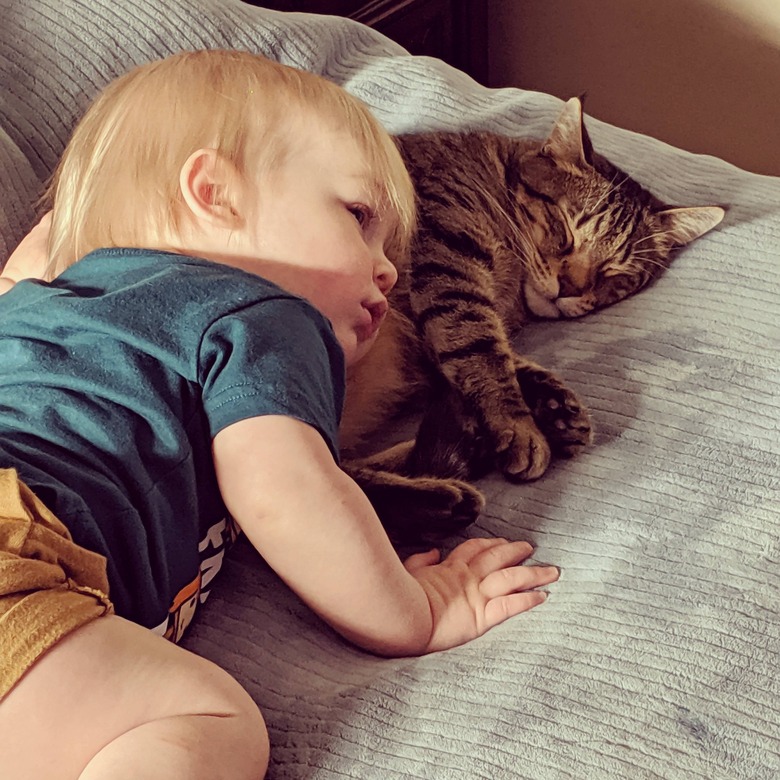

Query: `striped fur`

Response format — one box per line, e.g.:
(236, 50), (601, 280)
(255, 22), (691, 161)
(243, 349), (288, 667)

(342, 98), (724, 540)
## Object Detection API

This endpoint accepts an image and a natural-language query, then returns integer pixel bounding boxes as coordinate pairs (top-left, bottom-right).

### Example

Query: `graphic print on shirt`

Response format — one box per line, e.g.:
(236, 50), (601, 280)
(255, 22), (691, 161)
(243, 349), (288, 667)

(153, 515), (240, 642)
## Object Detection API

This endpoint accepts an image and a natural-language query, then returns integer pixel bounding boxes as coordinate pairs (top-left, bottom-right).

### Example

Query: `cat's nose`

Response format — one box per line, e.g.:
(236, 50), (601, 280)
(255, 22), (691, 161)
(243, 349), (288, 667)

(557, 254), (591, 298)
(557, 273), (585, 298)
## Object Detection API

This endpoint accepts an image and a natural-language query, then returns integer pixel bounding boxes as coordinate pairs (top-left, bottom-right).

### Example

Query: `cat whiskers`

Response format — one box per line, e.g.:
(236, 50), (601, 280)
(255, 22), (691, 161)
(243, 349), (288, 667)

(633, 229), (677, 248)
(510, 226), (550, 287)
(589, 172), (630, 213)
(472, 177), (541, 272)
(630, 247), (662, 259)
(474, 184), (554, 291)
(628, 249), (678, 278)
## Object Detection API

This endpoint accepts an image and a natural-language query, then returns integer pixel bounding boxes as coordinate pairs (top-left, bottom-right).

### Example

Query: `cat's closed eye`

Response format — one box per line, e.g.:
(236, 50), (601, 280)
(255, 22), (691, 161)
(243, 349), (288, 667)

(550, 219), (573, 255)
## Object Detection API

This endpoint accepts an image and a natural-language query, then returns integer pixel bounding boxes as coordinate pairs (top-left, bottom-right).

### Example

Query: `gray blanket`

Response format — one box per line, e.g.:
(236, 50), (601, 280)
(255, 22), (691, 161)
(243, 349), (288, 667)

(1, 1), (778, 777)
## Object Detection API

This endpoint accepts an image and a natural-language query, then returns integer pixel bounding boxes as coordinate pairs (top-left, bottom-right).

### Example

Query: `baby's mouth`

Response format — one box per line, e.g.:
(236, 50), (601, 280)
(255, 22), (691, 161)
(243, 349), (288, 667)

(358, 299), (389, 340)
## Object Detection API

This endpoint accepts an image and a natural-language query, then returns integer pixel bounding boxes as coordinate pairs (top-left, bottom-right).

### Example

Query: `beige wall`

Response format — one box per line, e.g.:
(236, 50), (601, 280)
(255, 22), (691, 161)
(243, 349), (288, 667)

(487, 0), (780, 177)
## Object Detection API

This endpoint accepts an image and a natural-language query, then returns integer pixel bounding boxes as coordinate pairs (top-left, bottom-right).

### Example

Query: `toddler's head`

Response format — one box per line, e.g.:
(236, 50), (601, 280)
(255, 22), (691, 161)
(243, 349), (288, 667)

(46, 49), (415, 279)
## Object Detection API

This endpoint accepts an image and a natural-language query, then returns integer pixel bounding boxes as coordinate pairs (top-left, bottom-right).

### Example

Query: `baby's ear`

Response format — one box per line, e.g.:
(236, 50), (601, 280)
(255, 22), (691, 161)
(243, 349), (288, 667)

(179, 149), (244, 228)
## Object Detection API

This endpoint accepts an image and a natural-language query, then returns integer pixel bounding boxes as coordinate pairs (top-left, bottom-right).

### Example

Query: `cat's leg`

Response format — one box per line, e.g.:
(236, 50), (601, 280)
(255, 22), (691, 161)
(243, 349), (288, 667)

(404, 386), (492, 480)
(402, 365), (591, 480)
(397, 356), (592, 479)
(343, 449), (484, 541)
(413, 291), (551, 481)
(513, 357), (593, 457)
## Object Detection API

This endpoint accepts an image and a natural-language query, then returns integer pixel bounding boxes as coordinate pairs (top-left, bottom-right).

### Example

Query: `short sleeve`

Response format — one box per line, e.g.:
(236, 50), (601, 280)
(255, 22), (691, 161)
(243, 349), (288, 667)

(198, 296), (346, 460)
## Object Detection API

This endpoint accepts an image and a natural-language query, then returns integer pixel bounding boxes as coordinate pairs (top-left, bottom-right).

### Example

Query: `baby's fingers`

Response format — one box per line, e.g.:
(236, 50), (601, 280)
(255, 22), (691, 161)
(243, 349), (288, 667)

(403, 548), (441, 573)
(484, 590), (550, 629)
(479, 564), (559, 600)
(445, 537), (508, 565)
(468, 539), (536, 579)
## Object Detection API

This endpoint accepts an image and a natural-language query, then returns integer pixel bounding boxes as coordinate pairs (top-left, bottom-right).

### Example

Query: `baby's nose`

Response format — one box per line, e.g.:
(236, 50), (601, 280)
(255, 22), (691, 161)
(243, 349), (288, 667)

(375, 253), (398, 294)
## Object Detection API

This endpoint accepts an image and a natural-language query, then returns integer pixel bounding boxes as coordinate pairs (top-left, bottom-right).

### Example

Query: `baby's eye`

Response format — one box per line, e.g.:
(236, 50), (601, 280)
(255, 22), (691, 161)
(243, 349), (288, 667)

(348, 204), (374, 228)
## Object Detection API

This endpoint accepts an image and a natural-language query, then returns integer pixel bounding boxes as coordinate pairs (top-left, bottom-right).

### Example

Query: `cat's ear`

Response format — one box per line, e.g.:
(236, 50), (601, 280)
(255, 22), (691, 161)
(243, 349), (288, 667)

(657, 205), (726, 246)
(542, 96), (594, 167)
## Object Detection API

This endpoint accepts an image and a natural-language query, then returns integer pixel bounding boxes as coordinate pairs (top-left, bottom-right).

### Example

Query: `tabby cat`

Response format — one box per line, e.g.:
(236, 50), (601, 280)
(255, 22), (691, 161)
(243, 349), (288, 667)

(341, 98), (724, 540)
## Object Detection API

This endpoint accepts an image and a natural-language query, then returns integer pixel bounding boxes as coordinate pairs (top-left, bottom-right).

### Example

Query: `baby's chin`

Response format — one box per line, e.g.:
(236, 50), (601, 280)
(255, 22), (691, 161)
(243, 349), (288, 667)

(343, 329), (379, 367)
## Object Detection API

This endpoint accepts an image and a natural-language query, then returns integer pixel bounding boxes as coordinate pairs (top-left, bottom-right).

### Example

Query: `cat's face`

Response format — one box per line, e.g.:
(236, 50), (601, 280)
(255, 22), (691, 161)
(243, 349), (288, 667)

(515, 99), (724, 319)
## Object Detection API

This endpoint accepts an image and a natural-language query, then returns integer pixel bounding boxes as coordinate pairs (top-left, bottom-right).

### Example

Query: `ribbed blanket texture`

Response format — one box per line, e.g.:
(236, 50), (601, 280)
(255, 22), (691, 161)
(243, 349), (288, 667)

(1, 1), (778, 777)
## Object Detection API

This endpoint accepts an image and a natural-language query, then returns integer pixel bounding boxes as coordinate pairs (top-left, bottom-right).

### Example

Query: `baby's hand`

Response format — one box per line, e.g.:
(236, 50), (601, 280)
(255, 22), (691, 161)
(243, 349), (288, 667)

(404, 538), (558, 653)
(0, 212), (52, 294)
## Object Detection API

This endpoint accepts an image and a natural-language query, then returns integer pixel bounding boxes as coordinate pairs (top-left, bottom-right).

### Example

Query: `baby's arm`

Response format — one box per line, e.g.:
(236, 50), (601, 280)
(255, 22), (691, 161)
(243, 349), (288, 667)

(213, 416), (558, 656)
(0, 212), (52, 293)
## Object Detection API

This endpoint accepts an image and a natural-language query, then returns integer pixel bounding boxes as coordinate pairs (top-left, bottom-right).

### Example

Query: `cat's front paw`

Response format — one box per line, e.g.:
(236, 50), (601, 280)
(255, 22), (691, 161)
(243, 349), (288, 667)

(378, 476), (485, 542)
(492, 414), (551, 482)
(348, 464), (485, 542)
(515, 365), (593, 458)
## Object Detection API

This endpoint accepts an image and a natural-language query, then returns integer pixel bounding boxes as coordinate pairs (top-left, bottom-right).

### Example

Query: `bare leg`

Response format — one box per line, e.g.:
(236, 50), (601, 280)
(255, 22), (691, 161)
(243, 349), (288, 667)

(0, 615), (269, 780)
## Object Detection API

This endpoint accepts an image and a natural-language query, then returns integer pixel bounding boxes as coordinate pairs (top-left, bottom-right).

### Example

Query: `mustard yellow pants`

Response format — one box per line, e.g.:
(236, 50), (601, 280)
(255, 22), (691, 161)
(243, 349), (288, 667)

(0, 468), (113, 700)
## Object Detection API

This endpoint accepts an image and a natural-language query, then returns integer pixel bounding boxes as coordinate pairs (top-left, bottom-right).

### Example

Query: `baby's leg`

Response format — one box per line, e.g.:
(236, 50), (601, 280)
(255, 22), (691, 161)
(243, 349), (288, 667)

(0, 614), (269, 780)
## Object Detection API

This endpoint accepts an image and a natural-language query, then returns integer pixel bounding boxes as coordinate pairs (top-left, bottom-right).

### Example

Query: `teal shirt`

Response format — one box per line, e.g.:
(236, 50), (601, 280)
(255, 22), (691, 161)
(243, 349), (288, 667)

(0, 249), (345, 639)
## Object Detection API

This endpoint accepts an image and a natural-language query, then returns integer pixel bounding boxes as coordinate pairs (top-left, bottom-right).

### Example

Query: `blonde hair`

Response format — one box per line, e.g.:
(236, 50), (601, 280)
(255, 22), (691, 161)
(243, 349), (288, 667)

(45, 49), (415, 277)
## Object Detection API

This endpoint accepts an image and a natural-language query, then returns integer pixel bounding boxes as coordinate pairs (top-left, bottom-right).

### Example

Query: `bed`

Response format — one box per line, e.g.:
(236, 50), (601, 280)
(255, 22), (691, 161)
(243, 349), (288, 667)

(1, 1), (778, 777)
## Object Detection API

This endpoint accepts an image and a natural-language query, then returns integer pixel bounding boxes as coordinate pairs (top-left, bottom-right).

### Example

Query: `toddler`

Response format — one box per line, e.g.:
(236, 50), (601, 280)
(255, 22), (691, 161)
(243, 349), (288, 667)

(0, 50), (558, 779)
